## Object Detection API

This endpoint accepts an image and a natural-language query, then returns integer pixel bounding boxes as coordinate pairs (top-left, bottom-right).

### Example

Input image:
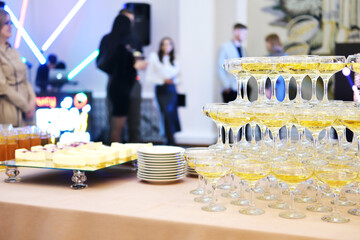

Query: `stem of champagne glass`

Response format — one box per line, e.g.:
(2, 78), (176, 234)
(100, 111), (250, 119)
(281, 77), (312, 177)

(357, 135), (360, 156)
(323, 77), (330, 102)
(289, 188), (296, 211)
(233, 128), (240, 152)
(241, 125), (247, 143)
(249, 185), (255, 208)
(224, 126), (230, 149)
(286, 124), (292, 147)
(337, 130), (344, 153)
(242, 79), (248, 101)
(315, 181), (322, 205)
(216, 124), (223, 145)
(198, 175), (203, 189)
(236, 78), (242, 102)
(311, 76), (318, 101)
(278, 182), (283, 201)
(250, 123), (256, 146)
(333, 192), (340, 216)
(271, 79), (277, 101)
(273, 131), (279, 154)
(283, 77), (291, 102)
(210, 181), (217, 207)
(296, 79), (302, 102)
(260, 125), (266, 150)
(313, 133), (319, 158)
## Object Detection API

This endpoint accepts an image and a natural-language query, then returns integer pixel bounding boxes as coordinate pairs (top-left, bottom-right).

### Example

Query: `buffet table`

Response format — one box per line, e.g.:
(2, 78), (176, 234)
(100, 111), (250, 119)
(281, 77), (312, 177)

(0, 167), (359, 240)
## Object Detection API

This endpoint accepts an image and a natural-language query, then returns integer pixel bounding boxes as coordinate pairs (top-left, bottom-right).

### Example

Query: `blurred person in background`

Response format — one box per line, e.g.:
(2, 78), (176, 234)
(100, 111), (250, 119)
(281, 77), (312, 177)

(146, 37), (180, 145)
(119, 8), (144, 143)
(99, 14), (147, 143)
(0, 9), (36, 127)
(35, 54), (57, 92)
(217, 23), (248, 103)
(265, 33), (287, 101)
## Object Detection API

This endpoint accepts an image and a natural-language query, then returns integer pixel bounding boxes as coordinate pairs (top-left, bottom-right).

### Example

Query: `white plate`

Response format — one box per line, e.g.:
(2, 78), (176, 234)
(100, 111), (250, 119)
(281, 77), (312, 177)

(137, 155), (183, 160)
(137, 177), (185, 183)
(137, 146), (185, 155)
(139, 169), (185, 174)
(137, 172), (186, 178)
(138, 171), (186, 177)
(138, 159), (185, 165)
(138, 165), (185, 171)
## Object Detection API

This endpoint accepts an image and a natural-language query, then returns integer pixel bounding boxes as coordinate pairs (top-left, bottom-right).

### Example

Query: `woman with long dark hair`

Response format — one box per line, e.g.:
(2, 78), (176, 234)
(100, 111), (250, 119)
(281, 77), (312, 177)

(100, 14), (146, 143)
(146, 37), (181, 145)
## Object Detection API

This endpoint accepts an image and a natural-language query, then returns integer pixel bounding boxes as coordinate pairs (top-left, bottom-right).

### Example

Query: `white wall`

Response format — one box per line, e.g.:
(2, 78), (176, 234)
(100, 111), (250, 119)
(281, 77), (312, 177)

(8, 0), (255, 145)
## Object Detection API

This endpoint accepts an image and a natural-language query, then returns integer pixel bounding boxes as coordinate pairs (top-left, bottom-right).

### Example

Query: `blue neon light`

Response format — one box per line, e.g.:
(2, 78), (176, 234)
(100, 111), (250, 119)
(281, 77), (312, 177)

(67, 50), (99, 80)
(5, 5), (46, 64)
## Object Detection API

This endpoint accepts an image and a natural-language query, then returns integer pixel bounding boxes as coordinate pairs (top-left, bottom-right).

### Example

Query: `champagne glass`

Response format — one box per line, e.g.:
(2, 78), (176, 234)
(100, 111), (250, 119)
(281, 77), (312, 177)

(316, 160), (358, 223)
(318, 56), (346, 104)
(268, 57), (281, 104)
(232, 155), (271, 215)
(217, 104), (251, 153)
(268, 155), (289, 209)
(347, 54), (360, 75)
(242, 57), (274, 103)
(256, 104), (290, 154)
(272, 157), (314, 219)
(202, 103), (226, 150)
(184, 148), (212, 201)
(223, 58), (251, 103)
(280, 56), (319, 103)
(295, 104), (337, 166)
(194, 150), (231, 212)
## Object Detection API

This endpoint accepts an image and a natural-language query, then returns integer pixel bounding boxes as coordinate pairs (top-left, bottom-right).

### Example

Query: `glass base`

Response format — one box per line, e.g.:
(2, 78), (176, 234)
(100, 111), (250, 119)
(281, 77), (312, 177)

(348, 207), (360, 216)
(221, 191), (240, 199)
(190, 187), (205, 195)
(321, 213), (350, 223)
(257, 193), (277, 201)
(194, 195), (212, 203)
(202, 204), (226, 212)
(239, 206), (264, 215)
(209, 143), (225, 150)
(295, 195), (316, 203)
(268, 200), (289, 209)
(231, 198), (249, 206)
(279, 209), (306, 219)
(322, 191), (335, 198)
(4, 177), (21, 183)
(331, 199), (356, 206)
(306, 203), (333, 213)
(345, 188), (359, 195)
(70, 183), (88, 190)
(217, 182), (231, 190)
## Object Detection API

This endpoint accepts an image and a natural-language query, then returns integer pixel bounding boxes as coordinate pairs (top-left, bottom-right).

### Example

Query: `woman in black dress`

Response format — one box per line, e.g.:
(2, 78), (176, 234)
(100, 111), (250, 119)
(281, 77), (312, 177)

(101, 14), (145, 143)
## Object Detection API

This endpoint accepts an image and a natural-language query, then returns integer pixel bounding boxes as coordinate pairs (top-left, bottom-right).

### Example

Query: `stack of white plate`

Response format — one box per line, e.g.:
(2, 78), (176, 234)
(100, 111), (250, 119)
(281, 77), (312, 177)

(186, 163), (197, 176)
(137, 146), (186, 183)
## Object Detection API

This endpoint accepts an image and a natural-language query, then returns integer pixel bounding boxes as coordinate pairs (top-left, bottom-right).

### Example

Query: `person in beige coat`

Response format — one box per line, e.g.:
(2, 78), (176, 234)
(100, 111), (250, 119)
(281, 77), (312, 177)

(0, 9), (36, 127)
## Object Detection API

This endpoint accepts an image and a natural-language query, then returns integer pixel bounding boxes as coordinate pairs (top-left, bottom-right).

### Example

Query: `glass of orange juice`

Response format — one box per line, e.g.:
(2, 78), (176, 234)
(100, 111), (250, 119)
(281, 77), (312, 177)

(6, 128), (18, 160)
(17, 127), (31, 150)
(0, 130), (7, 171)
(29, 126), (41, 147)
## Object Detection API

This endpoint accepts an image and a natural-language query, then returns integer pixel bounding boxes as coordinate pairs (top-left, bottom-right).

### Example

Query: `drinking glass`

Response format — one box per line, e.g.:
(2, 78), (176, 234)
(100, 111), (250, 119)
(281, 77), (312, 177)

(280, 56), (319, 103)
(0, 130), (7, 172)
(316, 160), (358, 223)
(272, 158), (314, 219)
(184, 148), (211, 199)
(318, 56), (346, 104)
(194, 150), (231, 212)
(223, 58), (251, 103)
(232, 155), (271, 215)
(242, 57), (274, 103)
(268, 156), (289, 209)
(295, 105), (337, 166)
(6, 128), (18, 160)
(29, 126), (41, 147)
(17, 127), (31, 150)
(202, 103), (226, 150)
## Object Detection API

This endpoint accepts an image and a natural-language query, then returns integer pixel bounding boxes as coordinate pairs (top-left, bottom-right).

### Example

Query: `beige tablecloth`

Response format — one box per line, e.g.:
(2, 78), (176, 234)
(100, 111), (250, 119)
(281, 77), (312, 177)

(0, 167), (359, 240)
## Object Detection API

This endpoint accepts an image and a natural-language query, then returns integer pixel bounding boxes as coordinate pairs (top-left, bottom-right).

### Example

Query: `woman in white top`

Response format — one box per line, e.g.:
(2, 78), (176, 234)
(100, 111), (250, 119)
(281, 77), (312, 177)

(146, 37), (180, 145)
